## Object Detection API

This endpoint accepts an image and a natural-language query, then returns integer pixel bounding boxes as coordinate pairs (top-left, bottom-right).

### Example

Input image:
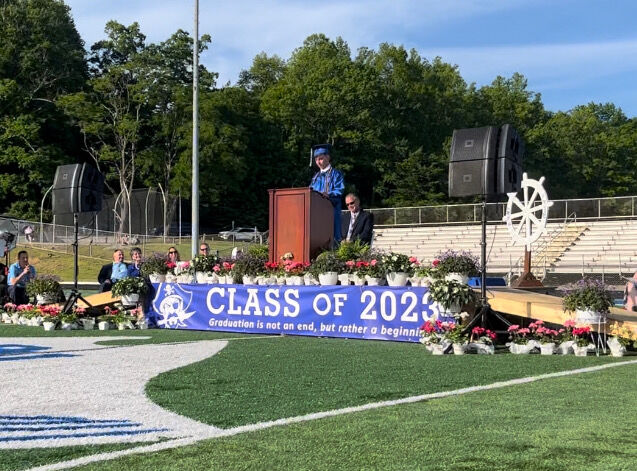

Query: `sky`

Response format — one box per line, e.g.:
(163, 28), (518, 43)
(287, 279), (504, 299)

(63, 0), (637, 117)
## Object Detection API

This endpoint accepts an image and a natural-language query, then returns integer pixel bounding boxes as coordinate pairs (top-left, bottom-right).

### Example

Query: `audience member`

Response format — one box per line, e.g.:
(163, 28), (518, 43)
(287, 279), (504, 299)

(8, 250), (36, 304)
(625, 271), (637, 311)
(167, 247), (181, 263)
(340, 193), (374, 245)
(127, 247), (143, 277)
(98, 249), (129, 293)
(199, 243), (210, 255)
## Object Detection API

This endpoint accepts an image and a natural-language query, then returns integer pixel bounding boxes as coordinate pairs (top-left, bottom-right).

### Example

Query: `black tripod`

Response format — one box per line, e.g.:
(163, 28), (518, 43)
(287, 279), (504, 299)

(464, 197), (511, 331)
(62, 213), (92, 314)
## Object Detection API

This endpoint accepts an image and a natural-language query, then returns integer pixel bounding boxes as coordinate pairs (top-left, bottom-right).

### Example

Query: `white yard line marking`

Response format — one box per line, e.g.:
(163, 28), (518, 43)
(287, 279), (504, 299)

(25, 357), (637, 471)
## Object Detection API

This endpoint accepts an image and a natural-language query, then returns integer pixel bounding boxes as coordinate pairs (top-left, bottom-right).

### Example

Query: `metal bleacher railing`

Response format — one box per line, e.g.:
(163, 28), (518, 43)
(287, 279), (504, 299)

(368, 195), (637, 226)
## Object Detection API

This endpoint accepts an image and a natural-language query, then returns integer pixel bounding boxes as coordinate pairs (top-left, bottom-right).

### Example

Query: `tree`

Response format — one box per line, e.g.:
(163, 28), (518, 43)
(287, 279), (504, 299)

(0, 0), (87, 218)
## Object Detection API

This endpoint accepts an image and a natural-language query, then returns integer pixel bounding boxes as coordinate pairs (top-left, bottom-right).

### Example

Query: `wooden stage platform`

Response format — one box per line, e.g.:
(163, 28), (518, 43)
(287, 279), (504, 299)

(487, 288), (637, 332)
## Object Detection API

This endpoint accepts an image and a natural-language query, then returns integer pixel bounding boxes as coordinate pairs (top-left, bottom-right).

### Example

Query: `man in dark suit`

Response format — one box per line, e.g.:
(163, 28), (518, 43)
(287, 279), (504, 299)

(341, 193), (374, 245)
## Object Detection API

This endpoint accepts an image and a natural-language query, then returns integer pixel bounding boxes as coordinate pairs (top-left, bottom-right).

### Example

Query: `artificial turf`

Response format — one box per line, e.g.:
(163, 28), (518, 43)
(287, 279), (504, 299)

(75, 360), (637, 471)
(146, 335), (625, 428)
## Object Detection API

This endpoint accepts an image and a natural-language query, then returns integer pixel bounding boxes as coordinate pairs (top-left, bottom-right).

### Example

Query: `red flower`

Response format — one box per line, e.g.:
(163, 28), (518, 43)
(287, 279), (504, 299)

(432, 259), (440, 267)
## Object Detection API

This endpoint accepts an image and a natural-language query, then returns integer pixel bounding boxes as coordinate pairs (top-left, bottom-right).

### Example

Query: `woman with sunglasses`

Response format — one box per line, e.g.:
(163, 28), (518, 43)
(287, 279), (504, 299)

(167, 247), (181, 263)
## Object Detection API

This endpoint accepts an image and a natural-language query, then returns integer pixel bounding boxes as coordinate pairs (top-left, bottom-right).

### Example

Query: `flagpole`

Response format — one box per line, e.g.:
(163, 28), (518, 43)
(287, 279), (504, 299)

(191, 0), (200, 257)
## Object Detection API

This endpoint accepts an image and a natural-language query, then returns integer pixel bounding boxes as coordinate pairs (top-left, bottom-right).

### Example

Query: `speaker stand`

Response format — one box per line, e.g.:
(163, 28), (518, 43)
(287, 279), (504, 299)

(463, 197), (511, 333)
(62, 213), (92, 314)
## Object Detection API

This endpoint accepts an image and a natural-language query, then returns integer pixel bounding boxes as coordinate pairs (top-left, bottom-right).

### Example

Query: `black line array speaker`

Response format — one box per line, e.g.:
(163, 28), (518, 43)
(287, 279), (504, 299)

(52, 163), (104, 215)
(448, 124), (524, 198)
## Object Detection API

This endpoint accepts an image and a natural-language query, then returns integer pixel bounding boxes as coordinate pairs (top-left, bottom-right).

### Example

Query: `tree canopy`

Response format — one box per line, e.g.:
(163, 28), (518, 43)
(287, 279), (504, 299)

(1, 2), (636, 230)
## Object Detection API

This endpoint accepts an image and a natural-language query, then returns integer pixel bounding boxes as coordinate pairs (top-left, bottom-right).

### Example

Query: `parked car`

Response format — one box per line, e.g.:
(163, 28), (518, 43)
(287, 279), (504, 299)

(218, 227), (263, 242)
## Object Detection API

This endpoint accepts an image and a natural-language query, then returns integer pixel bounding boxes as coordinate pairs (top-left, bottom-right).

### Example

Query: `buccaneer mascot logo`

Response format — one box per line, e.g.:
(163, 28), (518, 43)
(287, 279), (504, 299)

(153, 283), (196, 328)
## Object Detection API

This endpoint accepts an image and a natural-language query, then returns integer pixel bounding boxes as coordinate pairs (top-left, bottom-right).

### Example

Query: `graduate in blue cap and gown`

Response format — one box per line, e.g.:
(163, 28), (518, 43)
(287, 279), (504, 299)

(309, 146), (345, 244)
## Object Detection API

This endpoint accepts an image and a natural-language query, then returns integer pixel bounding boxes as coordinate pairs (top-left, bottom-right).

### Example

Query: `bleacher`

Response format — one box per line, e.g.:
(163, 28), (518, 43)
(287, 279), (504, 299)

(373, 219), (637, 280)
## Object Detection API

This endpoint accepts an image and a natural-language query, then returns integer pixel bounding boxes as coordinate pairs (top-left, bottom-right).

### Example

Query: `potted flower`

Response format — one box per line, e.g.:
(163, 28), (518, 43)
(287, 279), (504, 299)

(444, 321), (469, 354)
(140, 254), (170, 283)
(40, 305), (61, 331)
(98, 306), (135, 330)
(607, 322), (634, 357)
(16, 303), (38, 325)
(26, 275), (61, 305)
(192, 254), (220, 283)
(419, 320), (452, 355)
(468, 326), (497, 354)
(232, 252), (268, 285)
(357, 258), (385, 285)
(174, 261), (195, 284)
(1, 302), (17, 324)
(310, 251), (345, 285)
(572, 325), (593, 356)
(282, 260), (309, 285)
(560, 278), (612, 323)
(556, 319), (576, 355)
(74, 306), (95, 330)
(506, 324), (535, 354)
(111, 276), (149, 306)
(428, 279), (477, 316)
(432, 250), (480, 284)
(412, 265), (436, 287)
(59, 310), (77, 330)
(529, 320), (560, 355)
(213, 261), (235, 284)
(382, 252), (416, 287)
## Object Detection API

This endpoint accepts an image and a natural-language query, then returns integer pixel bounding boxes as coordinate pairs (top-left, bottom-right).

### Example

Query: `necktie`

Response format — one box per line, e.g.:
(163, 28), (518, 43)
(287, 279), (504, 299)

(347, 213), (357, 241)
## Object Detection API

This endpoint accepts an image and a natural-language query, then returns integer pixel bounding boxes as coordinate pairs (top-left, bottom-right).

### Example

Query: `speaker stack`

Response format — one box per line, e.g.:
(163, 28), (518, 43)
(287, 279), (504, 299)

(448, 124), (524, 198)
(52, 163), (104, 215)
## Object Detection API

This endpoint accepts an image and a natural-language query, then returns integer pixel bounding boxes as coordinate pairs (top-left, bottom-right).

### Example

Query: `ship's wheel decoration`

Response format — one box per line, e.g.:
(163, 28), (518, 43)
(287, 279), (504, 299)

(503, 173), (553, 250)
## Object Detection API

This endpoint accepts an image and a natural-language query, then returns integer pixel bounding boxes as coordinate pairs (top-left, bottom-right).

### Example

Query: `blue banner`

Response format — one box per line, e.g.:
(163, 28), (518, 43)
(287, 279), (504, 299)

(149, 283), (453, 343)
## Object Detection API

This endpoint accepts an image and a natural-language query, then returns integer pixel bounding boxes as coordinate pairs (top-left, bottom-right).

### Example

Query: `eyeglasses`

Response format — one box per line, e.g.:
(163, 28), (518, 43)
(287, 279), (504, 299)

(200, 248), (209, 252)
(168, 251), (177, 254)
(346, 202), (356, 206)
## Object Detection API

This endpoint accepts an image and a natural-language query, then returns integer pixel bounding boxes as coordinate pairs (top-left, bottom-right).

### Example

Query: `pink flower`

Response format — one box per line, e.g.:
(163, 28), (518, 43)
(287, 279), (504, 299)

(507, 325), (520, 332)
(345, 260), (355, 268)
(564, 319), (576, 328)
(370, 259), (378, 266)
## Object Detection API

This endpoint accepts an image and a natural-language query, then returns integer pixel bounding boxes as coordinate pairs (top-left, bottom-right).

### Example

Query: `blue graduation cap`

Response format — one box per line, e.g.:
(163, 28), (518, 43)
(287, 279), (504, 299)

(309, 143), (333, 167)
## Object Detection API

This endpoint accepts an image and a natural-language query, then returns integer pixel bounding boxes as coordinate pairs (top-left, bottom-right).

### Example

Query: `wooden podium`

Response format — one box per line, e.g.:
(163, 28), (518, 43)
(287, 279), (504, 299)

(268, 187), (334, 264)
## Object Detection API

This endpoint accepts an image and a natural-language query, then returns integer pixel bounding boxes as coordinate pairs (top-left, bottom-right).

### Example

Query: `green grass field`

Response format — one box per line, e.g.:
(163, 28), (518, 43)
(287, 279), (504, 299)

(15, 239), (253, 281)
(1, 325), (635, 470)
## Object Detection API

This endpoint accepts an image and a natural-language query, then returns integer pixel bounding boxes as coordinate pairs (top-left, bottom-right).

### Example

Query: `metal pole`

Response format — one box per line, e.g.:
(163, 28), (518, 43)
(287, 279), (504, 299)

(191, 0), (200, 257)
(40, 185), (53, 244)
(145, 188), (151, 239)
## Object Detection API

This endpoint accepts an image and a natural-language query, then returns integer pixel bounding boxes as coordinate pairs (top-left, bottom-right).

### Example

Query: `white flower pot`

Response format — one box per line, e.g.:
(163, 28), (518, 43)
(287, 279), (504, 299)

(117, 322), (127, 330)
(224, 275), (235, 284)
(81, 318), (95, 331)
(1, 313), (10, 323)
(338, 273), (350, 286)
(60, 322), (73, 331)
(318, 272), (339, 286)
(443, 301), (463, 316)
(452, 343), (466, 355)
(509, 343), (535, 354)
(149, 273), (165, 283)
(18, 316), (28, 325)
(42, 321), (56, 331)
(98, 321), (111, 331)
(420, 276), (434, 287)
(207, 273), (219, 284)
(540, 342), (556, 355)
(137, 318), (149, 330)
(607, 337), (626, 357)
(121, 294), (140, 306)
(408, 276), (422, 287)
(386, 272), (408, 287)
(557, 340), (574, 355)
(365, 276), (382, 286)
(242, 275), (256, 285)
(351, 274), (366, 286)
(275, 276), (287, 285)
(445, 273), (469, 285)
(286, 275), (303, 286)
(165, 273), (177, 283)
(430, 343), (446, 355)
(468, 342), (494, 354)
(36, 294), (57, 305)
(177, 274), (195, 284)
(573, 344), (591, 356)
(303, 274), (319, 285)
(11, 313), (20, 324)
(575, 309), (603, 324)
(195, 272), (208, 284)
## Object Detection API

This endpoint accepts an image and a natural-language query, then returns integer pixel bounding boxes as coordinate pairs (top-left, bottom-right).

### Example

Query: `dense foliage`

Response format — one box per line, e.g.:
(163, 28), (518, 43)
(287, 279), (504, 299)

(2, 2), (637, 228)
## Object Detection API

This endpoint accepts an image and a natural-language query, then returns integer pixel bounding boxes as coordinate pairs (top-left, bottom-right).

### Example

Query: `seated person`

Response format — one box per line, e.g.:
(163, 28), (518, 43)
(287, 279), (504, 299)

(127, 247), (142, 277)
(8, 250), (36, 305)
(98, 249), (129, 292)
(340, 193), (374, 245)
(167, 247), (181, 263)
(625, 271), (637, 312)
